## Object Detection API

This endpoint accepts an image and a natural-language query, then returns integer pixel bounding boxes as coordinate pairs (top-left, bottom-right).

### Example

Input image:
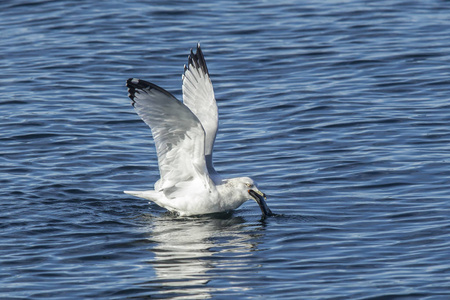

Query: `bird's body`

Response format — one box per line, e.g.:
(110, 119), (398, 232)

(124, 44), (272, 217)
(126, 177), (255, 216)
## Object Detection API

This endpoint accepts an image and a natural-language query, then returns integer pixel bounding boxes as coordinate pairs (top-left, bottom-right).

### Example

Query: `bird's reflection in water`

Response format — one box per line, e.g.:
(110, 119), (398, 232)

(140, 211), (264, 299)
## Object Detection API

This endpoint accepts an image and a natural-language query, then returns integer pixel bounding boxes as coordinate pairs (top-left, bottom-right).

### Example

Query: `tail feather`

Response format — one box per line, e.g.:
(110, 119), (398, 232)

(124, 190), (159, 201)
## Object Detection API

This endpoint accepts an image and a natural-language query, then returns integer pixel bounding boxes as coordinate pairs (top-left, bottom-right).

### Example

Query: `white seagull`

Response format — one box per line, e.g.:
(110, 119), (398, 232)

(124, 44), (272, 217)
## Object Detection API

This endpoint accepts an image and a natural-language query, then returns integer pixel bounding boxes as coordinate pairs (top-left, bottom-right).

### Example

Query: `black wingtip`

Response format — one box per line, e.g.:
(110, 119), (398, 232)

(127, 78), (155, 105)
(184, 43), (209, 76)
(126, 78), (137, 104)
(126, 77), (177, 105)
(126, 78), (143, 104)
(127, 77), (154, 90)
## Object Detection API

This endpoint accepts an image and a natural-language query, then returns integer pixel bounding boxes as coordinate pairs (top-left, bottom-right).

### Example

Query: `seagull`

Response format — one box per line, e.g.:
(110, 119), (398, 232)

(124, 44), (273, 217)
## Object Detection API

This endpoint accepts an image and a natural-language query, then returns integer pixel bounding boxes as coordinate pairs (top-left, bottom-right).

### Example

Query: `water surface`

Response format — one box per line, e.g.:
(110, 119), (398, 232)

(1, 0), (450, 299)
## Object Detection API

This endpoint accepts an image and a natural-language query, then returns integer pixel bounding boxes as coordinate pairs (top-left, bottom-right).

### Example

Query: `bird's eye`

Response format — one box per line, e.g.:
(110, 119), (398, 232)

(245, 183), (253, 188)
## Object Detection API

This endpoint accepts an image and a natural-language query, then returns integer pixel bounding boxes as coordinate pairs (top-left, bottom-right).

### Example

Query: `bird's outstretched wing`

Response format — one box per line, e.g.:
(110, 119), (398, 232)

(127, 78), (212, 195)
(182, 44), (219, 176)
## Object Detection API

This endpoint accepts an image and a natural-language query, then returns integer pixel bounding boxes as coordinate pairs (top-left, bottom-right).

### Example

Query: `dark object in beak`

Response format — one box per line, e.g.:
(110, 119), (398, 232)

(248, 190), (273, 217)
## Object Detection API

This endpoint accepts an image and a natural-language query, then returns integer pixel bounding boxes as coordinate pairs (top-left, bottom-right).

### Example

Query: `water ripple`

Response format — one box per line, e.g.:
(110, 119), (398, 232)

(1, 0), (450, 299)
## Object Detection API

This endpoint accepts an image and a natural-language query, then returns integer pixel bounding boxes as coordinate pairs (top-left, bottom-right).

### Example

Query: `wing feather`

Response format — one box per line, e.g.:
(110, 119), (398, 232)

(182, 44), (218, 176)
(126, 78), (212, 195)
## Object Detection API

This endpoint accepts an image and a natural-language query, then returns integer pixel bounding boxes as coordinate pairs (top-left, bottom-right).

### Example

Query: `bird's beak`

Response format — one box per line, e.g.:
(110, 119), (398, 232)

(248, 189), (273, 217)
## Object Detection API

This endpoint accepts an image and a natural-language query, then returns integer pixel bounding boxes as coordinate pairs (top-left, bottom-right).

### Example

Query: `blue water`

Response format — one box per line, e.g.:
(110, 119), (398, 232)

(2, 0), (450, 299)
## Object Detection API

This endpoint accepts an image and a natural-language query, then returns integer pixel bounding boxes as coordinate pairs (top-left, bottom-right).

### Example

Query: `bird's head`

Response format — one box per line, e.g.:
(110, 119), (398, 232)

(234, 177), (273, 217)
